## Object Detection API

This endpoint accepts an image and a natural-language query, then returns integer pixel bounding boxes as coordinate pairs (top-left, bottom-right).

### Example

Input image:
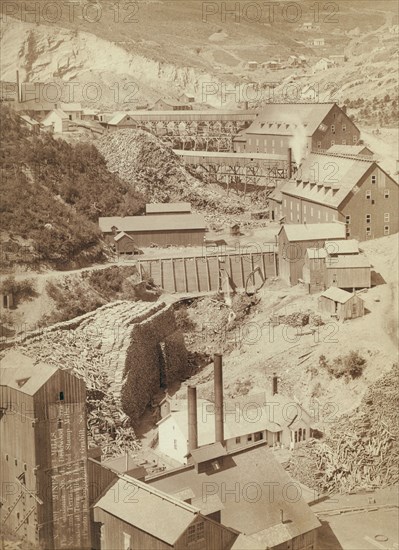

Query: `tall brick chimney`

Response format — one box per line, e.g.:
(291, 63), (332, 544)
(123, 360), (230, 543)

(214, 353), (224, 444)
(187, 386), (198, 452)
(288, 147), (293, 179)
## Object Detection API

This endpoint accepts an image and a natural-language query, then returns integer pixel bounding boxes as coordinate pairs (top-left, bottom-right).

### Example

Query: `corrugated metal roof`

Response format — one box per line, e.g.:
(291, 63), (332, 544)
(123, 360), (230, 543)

(281, 153), (375, 208)
(0, 351), (57, 396)
(320, 287), (354, 303)
(99, 213), (206, 233)
(280, 223), (346, 242)
(148, 446), (321, 538)
(326, 255), (371, 268)
(145, 202), (191, 214)
(246, 103), (334, 136)
(325, 239), (359, 255)
(94, 477), (199, 544)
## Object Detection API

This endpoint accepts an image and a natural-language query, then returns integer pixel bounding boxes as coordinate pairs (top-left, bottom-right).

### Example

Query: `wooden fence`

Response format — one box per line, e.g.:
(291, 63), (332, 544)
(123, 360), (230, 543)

(136, 251), (278, 293)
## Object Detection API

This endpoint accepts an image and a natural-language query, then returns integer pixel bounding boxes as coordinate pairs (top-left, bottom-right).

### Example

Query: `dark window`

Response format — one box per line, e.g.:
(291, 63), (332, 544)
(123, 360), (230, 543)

(15, 459), (17, 466)
(59, 392), (64, 401)
(235, 437), (241, 444)
(247, 435), (253, 442)
(254, 432), (264, 442)
(57, 419), (62, 429)
(24, 463), (27, 471)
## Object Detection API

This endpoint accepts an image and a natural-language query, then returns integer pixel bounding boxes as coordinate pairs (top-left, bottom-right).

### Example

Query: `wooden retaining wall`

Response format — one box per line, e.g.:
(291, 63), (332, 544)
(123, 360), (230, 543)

(136, 251), (278, 293)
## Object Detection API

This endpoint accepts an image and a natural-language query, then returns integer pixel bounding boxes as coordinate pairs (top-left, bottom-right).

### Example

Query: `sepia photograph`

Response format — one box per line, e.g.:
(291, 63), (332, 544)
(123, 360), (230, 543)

(0, 1), (398, 549)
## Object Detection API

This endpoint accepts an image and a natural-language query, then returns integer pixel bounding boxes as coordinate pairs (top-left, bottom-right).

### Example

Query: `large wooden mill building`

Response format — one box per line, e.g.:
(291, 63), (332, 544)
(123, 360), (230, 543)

(0, 351), (91, 549)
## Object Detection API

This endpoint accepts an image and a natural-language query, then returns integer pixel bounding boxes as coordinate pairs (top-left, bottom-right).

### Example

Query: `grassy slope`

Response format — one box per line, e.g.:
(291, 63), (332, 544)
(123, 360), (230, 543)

(0, 106), (145, 269)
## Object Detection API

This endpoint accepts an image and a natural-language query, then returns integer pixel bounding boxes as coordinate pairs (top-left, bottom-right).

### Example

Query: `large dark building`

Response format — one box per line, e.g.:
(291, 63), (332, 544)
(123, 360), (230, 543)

(0, 351), (91, 549)
(280, 152), (399, 241)
(234, 103), (360, 160)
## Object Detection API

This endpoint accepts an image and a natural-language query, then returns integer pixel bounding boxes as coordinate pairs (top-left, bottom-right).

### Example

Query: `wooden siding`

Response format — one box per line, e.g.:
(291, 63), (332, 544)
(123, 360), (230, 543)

(112, 229), (206, 247)
(137, 251), (277, 293)
(115, 235), (137, 254)
(311, 104), (360, 150)
(272, 528), (318, 550)
(326, 266), (371, 289)
(282, 193), (338, 225)
(94, 508), (173, 550)
(0, 370), (90, 550)
(319, 295), (364, 321)
(278, 229), (332, 285)
(303, 256), (326, 294)
(174, 515), (238, 550)
(340, 164), (399, 241)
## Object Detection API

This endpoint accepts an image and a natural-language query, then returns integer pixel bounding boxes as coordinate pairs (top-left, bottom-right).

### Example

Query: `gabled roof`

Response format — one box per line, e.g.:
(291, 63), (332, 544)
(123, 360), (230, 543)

(0, 351), (57, 396)
(190, 442), (227, 463)
(114, 231), (135, 242)
(107, 112), (136, 126)
(145, 202), (191, 214)
(148, 446), (321, 539)
(43, 109), (69, 121)
(281, 152), (377, 208)
(99, 213), (206, 233)
(155, 98), (184, 107)
(246, 103), (335, 137)
(279, 223), (346, 242)
(19, 114), (40, 126)
(325, 255), (371, 269)
(94, 477), (200, 544)
(60, 102), (82, 112)
(320, 287), (357, 303)
(328, 144), (373, 156)
(325, 239), (359, 255)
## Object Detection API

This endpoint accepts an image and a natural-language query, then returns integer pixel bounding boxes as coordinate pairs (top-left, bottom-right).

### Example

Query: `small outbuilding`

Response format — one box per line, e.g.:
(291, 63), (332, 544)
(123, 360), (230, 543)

(325, 254), (371, 289)
(114, 231), (140, 256)
(319, 287), (365, 321)
(106, 112), (139, 130)
(41, 109), (69, 133)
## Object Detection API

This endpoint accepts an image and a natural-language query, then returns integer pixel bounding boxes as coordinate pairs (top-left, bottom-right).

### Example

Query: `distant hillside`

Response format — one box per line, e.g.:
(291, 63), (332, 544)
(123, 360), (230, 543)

(0, 106), (145, 269)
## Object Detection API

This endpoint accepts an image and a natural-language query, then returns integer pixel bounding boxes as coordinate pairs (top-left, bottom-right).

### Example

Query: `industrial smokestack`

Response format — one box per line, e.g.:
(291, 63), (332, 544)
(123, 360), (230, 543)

(214, 353), (224, 444)
(288, 147), (293, 179)
(187, 386), (198, 452)
(272, 373), (278, 396)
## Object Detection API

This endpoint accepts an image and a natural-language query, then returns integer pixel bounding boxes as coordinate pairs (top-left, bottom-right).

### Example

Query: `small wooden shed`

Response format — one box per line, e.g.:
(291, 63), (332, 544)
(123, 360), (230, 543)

(318, 287), (365, 321)
(325, 254), (371, 289)
(114, 231), (138, 255)
(302, 248), (327, 294)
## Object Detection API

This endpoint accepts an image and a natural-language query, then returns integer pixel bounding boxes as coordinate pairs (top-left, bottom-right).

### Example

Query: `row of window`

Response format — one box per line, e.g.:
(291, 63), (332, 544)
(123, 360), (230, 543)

(366, 189), (389, 198)
(317, 135), (357, 147)
(4, 455), (28, 470)
(235, 431), (264, 444)
(288, 210), (337, 223)
(346, 213), (390, 223)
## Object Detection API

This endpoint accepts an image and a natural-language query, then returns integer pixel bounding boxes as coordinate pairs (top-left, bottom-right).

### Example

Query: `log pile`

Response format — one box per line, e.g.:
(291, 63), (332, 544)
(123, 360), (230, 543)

(288, 363), (399, 494)
(16, 300), (174, 457)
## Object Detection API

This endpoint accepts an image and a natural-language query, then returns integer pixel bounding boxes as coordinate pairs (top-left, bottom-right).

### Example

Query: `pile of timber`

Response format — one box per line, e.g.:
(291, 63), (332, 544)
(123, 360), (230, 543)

(288, 363), (399, 494)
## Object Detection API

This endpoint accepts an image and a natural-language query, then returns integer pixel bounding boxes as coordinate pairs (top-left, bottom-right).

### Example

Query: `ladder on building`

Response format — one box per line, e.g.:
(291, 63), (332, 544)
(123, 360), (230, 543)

(14, 505), (36, 533)
(1, 491), (23, 523)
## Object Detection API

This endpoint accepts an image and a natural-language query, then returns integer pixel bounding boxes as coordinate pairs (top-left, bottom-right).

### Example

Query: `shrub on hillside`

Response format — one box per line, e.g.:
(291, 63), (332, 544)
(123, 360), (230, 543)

(319, 351), (366, 380)
(0, 276), (37, 306)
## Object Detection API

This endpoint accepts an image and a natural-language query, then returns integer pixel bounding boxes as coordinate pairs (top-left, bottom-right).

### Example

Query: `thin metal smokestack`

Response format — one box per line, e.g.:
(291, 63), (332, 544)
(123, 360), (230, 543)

(187, 386), (198, 452)
(272, 372), (278, 396)
(214, 353), (224, 444)
(288, 147), (293, 179)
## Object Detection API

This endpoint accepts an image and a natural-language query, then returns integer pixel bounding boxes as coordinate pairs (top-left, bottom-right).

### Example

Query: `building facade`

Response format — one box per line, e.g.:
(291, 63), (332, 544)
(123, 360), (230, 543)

(238, 103), (360, 159)
(281, 153), (399, 241)
(0, 352), (91, 550)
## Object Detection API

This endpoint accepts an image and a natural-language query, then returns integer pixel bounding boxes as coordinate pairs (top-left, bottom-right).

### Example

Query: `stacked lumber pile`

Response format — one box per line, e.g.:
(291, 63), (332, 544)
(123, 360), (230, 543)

(15, 300), (185, 458)
(288, 363), (399, 494)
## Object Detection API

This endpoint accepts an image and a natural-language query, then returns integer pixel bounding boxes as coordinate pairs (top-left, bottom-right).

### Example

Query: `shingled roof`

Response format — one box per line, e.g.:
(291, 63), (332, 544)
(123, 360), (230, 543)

(281, 152), (379, 208)
(246, 103), (335, 136)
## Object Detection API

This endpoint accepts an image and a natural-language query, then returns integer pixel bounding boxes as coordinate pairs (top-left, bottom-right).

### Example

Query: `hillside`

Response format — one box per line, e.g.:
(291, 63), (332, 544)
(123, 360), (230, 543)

(0, 106), (145, 269)
(1, 1), (397, 109)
